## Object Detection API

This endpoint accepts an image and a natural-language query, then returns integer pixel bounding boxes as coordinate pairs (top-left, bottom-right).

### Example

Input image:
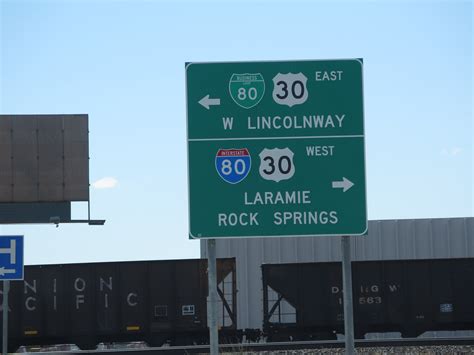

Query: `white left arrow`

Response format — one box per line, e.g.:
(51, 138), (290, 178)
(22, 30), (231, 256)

(332, 177), (354, 192)
(199, 94), (221, 110)
(0, 267), (16, 276)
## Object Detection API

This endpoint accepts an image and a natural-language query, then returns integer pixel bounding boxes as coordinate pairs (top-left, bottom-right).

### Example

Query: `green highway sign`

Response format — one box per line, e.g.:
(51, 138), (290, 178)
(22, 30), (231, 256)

(186, 59), (367, 239)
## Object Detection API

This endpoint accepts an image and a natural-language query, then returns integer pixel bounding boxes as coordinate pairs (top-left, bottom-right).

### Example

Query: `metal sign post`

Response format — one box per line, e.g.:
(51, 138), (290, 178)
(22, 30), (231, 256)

(0, 235), (23, 355)
(2, 280), (9, 355)
(341, 235), (355, 355)
(207, 239), (219, 354)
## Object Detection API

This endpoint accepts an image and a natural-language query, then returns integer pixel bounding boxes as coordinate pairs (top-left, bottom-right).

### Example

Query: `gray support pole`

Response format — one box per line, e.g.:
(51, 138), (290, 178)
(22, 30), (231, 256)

(2, 280), (9, 355)
(341, 236), (355, 355)
(207, 239), (219, 355)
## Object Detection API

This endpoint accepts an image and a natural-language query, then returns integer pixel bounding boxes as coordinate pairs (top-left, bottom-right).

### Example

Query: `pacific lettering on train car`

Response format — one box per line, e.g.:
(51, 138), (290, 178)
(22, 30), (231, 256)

(22, 276), (139, 312)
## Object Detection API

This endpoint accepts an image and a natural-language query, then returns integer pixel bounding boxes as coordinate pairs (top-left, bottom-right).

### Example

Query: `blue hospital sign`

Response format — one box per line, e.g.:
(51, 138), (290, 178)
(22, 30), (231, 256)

(0, 235), (24, 280)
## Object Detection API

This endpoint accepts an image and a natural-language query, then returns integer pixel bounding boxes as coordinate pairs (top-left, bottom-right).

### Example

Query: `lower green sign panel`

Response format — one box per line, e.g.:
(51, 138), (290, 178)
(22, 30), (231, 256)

(188, 137), (366, 238)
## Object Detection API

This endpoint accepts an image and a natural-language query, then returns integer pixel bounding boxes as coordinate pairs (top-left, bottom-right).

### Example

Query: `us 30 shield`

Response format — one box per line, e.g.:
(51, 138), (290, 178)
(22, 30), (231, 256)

(259, 147), (295, 182)
(215, 148), (251, 184)
(272, 72), (308, 107)
(229, 73), (265, 109)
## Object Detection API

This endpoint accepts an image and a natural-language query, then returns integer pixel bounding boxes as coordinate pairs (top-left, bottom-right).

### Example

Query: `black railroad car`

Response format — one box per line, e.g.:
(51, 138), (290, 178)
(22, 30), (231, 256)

(1, 258), (237, 352)
(262, 258), (474, 341)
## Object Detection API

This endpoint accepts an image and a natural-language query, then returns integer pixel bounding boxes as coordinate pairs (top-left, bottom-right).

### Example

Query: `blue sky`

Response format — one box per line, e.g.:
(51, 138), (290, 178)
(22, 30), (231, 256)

(0, 0), (472, 265)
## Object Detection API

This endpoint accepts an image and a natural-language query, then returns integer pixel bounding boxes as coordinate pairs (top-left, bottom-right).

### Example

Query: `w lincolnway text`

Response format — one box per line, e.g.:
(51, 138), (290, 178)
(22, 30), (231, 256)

(221, 114), (346, 130)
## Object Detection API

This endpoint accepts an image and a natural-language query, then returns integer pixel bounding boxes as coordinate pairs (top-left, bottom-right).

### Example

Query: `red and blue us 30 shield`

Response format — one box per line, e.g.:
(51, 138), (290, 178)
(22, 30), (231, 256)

(215, 148), (251, 184)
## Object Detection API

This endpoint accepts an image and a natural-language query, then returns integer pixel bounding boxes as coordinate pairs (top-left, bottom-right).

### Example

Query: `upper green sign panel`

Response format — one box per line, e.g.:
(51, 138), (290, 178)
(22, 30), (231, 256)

(186, 59), (367, 239)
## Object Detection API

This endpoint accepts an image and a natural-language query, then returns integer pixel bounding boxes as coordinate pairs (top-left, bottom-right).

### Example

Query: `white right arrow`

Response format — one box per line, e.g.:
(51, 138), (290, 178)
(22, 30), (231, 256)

(332, 177), (354, 192)
(198, 94), (221, 110)
(0, 267), (16, 276)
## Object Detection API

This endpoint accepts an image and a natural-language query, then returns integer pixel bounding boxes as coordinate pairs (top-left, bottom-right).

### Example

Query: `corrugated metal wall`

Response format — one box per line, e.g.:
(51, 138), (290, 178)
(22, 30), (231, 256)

(200, 217), (474, 333)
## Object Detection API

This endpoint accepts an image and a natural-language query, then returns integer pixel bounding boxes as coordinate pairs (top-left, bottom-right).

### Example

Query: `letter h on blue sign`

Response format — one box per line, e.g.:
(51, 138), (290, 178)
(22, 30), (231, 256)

(0, 235), (24, 280)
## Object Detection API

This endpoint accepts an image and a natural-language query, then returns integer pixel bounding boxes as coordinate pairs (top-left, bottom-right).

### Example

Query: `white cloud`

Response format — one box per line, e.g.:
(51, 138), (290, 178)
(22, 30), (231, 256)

(92, 177), (118, 189)
(441, 147), (463, 157)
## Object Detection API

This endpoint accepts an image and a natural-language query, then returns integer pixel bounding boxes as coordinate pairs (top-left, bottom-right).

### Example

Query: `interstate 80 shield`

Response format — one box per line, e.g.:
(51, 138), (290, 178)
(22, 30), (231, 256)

(215, 148), (251, 184)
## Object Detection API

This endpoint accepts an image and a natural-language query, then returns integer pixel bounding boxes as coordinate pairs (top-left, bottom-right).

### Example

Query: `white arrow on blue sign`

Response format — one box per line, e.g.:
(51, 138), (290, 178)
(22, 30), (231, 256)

(0, 236), (24, 280)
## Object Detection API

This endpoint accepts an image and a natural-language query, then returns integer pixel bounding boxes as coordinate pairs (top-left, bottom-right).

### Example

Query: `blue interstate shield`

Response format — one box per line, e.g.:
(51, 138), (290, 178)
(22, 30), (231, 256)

(215, 148), (251, 184)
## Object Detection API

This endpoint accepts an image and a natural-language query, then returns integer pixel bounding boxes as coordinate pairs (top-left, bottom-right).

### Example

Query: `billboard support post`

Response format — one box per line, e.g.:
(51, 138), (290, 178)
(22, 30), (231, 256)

(207, 239), (219, 354)
(341, 235), (355, 355)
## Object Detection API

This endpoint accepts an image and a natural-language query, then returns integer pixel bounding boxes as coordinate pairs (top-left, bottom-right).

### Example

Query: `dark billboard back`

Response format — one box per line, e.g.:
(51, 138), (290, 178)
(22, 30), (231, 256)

(0, 114), (89, 202)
